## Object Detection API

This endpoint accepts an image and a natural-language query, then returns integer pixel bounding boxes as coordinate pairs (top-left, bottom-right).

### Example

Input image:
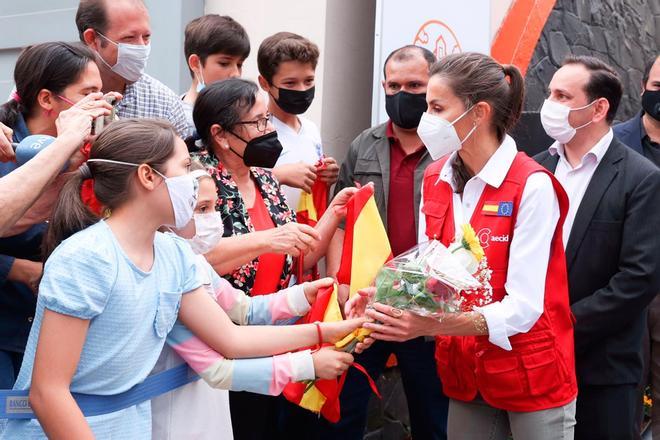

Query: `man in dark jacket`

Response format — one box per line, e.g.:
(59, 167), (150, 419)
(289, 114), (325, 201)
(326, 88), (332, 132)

(535, 55), (660, 440)
(613, 54), (660, 438)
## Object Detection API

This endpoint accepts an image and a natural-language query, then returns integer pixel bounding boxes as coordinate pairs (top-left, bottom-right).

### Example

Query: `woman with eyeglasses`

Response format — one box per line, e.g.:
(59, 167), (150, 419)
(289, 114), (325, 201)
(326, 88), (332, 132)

(190, 78), (358, 439)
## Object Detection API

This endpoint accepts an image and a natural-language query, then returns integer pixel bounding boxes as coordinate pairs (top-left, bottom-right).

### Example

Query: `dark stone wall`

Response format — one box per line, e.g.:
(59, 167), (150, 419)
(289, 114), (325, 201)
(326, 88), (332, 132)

(525, 0), (660, 120)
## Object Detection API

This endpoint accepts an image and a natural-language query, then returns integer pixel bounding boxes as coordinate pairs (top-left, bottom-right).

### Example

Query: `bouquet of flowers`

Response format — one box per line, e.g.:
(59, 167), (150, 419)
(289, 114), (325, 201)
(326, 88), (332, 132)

(373, 224), (493, 317)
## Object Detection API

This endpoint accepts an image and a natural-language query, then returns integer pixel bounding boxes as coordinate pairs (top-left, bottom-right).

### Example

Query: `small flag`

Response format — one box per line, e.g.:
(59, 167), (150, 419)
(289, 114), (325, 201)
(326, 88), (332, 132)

(296, 161), (328, 227)
(482, 201), (513, 217)
(336, 185), (392, 298)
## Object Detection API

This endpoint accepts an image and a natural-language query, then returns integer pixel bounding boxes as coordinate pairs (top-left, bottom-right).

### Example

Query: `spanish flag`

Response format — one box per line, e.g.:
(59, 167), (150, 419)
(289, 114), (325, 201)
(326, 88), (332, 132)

(283, 284), (344, 422)
(335, 184), (392, 298)
(295, 166), (328, 227)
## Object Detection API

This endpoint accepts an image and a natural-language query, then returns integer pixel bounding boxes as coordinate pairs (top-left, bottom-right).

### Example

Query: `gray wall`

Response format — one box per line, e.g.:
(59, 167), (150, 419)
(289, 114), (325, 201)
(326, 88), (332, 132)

(0, 0), (203, 100)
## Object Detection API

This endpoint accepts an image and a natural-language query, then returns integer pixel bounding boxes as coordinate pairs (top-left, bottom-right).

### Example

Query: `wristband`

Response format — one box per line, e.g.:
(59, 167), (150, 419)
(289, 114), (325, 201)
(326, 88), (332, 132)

(314, 321), (323, 347)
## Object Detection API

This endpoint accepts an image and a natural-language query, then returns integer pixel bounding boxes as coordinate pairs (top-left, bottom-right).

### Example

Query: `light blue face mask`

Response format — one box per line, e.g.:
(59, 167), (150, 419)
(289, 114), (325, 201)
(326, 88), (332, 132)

(195, 69), (206, 93)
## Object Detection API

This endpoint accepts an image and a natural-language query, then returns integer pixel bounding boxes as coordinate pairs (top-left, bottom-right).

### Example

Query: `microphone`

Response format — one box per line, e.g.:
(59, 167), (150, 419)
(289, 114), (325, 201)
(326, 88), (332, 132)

(11, 135), (67, 170)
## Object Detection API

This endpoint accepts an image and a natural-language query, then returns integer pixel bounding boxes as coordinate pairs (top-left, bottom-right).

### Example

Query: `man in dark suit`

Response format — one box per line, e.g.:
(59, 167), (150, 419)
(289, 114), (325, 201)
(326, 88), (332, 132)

(535, 55), (660, 440)
(613, 54), (660, 438)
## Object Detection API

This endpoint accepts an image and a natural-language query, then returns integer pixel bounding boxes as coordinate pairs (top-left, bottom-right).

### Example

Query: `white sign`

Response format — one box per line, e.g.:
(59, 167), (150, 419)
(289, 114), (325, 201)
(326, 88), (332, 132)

(371, 0), (491, 125)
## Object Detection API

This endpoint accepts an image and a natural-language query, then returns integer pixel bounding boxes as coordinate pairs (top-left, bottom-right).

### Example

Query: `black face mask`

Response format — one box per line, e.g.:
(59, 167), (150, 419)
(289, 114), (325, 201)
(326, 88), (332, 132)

(272, 86), (315, 114)
(642, 89), (660, 122)
(229, 130), (283, 168)
(385, 91), (427, 129)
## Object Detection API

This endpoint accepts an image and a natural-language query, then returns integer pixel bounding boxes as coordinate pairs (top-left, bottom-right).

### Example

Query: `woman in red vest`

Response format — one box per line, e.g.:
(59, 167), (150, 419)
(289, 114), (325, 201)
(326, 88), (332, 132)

(363, 52), (578, 439)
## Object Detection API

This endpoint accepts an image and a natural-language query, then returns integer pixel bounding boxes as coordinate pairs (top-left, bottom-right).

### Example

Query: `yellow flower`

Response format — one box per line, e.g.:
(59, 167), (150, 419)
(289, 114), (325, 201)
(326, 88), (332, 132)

(644, 394), (653, 407)
(461, 224), (485, 261)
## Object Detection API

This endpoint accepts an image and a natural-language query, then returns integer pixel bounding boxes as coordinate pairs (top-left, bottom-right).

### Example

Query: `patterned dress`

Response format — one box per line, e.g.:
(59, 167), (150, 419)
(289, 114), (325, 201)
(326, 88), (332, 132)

(194, 150), (297, 294)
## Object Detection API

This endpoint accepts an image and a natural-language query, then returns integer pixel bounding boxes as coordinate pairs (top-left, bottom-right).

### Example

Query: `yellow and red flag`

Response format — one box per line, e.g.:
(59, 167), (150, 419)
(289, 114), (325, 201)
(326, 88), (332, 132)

(336, 184), (393, 297)
(283, 284), (344, 421)
(296, 162), (328, 227)
(284, 185), (390, 422)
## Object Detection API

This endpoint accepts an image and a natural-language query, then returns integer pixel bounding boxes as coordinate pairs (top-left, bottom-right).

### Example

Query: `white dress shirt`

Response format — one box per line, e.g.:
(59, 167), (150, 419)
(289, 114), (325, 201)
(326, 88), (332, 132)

(549, 129), (613, 247)
(418, 135), (560, 350)
(272, 115), (324, 210)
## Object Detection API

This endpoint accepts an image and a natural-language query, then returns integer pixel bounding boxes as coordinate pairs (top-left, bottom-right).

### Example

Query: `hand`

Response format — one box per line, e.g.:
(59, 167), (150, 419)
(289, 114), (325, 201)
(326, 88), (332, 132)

(311, 347), (354, 379)
(352, 335), (376, 354)
(317, 156), (339, 185)
(55, 92), (113, 145)
(320, 317), (366, 343)
(103, 91), (123, 105)
(7, 259), (43, 294)
(302, 277), (335, 305)
(344, 287), (374, 319)
(274, 162), (317, 192)
(0, 121), (15, 162)
(265, 222), (321, 257)
(363, 302), (440, 342)
(327, 185), (364, 218)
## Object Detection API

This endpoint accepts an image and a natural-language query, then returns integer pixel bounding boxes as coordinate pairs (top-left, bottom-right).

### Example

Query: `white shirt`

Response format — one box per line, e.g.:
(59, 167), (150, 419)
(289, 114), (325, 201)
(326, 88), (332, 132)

(418, 136), (560, 350)
(272, 115), (324, 210)
(549, 129), (613, 247)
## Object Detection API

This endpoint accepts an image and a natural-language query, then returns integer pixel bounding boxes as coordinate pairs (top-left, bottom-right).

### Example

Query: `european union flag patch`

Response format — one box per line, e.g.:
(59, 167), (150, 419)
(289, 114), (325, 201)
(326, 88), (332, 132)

(482, 201), (513, 217)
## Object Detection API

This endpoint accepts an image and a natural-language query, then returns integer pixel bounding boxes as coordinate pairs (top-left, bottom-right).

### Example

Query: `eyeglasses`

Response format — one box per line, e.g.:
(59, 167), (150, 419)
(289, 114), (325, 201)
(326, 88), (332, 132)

(235, 113), (272, 133)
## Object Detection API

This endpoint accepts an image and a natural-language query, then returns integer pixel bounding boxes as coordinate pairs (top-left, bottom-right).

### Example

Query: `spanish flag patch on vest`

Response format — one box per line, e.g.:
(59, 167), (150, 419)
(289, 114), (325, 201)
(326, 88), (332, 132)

(482, 201), (513, 217)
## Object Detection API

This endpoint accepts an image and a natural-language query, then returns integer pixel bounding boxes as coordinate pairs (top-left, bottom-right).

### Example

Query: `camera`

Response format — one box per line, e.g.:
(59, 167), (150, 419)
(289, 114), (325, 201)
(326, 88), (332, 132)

(91, 96), (117, 135)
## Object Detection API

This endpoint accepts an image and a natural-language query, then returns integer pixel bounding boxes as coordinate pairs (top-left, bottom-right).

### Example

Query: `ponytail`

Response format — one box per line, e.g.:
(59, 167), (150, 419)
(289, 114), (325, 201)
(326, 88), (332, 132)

(42, 169), (99, 261)
(502, 64), (525, 133)
(43, 119), (177, 260)
(430, 53), (526, 142)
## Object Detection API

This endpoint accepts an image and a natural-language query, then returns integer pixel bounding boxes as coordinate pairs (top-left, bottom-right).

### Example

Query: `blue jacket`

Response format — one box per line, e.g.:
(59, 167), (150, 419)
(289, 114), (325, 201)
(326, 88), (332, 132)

(0, 114), (45, 353)
(613, 111), (645, 155)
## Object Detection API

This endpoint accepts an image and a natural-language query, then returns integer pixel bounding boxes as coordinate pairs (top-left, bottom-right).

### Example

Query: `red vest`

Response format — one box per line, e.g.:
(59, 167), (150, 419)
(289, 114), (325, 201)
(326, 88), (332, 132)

(422, 152), (577, 412)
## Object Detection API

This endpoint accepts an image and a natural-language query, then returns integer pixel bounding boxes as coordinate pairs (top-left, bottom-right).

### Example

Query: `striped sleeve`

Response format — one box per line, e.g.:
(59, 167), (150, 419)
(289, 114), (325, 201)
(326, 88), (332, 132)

(166, 321), (315, 394)
(207, 265), (311, 325)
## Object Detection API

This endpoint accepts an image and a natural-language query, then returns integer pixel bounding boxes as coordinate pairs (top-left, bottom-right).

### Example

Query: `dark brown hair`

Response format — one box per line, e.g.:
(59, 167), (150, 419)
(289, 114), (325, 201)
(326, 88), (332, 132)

(257, 32), (319, 84)
(191, 78), (258, 149)
(562, 55), (623, 123)
(43, 119), (176, 260)
(430, 52), (525, 143)
(0, 42), (95, 129)
(430, 53), (524, 193)
(184, 14), (250, 79)
(383, 45), (436, 78)
(75, 0), (145, 42)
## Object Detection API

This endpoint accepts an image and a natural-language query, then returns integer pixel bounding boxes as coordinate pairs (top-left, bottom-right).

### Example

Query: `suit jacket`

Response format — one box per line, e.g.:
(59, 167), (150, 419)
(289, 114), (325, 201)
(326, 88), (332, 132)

(535, 136), (660, 386)
(613, 111), (645, 155)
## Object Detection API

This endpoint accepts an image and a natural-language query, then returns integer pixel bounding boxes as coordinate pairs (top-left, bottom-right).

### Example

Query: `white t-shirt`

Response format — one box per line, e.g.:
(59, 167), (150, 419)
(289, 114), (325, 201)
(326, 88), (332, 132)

(272, 115), (324, 210)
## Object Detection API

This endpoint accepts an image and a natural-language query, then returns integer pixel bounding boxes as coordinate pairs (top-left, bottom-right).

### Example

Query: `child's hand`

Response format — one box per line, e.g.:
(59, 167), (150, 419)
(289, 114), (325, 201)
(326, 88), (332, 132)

(317, 156), (339, 185)
(273, 162), (317, 192)
(321, 317), (366, 343)
(302, 277), (335, 304)
(344, 287), (374, 318)
(311, 347), (353, 379)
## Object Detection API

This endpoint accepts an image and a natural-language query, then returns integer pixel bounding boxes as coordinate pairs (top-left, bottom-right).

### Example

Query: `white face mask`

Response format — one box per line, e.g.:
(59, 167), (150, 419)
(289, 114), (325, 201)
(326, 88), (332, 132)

(417, 107), (477, 160)
(186, 212), (224, 254)
(540, 99), (596, 144)
(86, 159), (198, 228)
(97, 33), (151, 82)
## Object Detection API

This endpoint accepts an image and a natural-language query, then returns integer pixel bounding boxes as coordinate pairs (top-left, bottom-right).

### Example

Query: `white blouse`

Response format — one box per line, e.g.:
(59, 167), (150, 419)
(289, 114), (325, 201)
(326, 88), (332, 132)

(418, 136), (560, 350)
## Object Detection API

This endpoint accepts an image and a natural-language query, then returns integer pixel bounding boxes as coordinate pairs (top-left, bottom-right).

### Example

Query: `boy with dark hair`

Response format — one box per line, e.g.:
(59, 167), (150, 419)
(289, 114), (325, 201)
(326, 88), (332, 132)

(181, 14), (250, 129)
(257, 32), (339, 211)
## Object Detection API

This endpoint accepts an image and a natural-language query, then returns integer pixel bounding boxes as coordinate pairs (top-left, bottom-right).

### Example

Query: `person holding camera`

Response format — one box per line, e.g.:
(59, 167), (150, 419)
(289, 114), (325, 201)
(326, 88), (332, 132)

(0, 41), (115, 390)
